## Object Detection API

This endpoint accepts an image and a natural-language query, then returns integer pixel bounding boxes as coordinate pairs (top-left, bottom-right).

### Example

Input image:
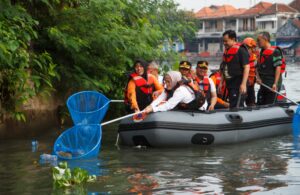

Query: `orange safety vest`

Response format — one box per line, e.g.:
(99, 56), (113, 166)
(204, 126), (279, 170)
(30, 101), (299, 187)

(124, 73), (155, 109)
(195, 76), (210, 92)
(130, 73), (154, 94)
(195, 76), (211, 103)
(210, 71), (228, 100)
(223, 43), (241, 63)
(222, 43), (248, 79)
(258, 46), (286, 74)
(211, 71), (222, 86)
(248, 53), (257, 86)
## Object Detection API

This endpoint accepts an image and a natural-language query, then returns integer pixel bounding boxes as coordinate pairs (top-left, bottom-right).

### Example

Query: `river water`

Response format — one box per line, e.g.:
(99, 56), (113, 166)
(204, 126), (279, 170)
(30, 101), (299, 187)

(1, 64), (300, 194)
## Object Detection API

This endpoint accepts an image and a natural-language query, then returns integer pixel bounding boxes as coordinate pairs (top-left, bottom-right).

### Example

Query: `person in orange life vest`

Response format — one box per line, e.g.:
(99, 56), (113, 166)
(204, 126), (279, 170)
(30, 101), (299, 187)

(221, 30), (250, 108)
(144, 71), (200, 113)
(209, 70), (230, 108)
(126, 60), (163, 113)
(256, 32), (283, 105)
(243, 37), (258, 106)
(194, 61), (217, 111)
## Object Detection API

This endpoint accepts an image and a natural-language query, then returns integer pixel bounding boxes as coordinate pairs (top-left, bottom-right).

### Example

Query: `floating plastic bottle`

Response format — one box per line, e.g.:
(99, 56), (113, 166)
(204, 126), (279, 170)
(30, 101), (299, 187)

(31, 140), (38, 152)
(40, 153), (58, 162)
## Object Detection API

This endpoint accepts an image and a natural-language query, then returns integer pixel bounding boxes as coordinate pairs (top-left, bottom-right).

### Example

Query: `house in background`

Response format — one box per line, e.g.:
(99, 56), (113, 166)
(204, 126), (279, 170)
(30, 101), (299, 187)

(276, 18), (300, 58)
(193, 5), (245, 56)
(237, 2), (273, 35)
(186, 1), (300, 59)
(256, 3), (298, 36)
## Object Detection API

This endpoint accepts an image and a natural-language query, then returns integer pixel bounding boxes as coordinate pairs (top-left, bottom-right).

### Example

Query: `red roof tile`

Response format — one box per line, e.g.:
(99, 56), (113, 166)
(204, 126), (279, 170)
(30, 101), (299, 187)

(212, 5), (238, 16)
(289, 0), (300, 12)
(196, 5), (245, 19)
(256, 2), (273, 9)
(194, 1), (297, 19)
(195, 7), (214, 18)
(261, 3), (298, 15)
(239, 2), (273, 17)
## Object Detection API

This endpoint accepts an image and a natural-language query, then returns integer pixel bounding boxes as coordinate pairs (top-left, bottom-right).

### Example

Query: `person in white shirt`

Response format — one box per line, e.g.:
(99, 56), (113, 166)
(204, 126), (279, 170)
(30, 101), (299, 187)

(144, 71), (197, 113)
(194, 61), (217, 111)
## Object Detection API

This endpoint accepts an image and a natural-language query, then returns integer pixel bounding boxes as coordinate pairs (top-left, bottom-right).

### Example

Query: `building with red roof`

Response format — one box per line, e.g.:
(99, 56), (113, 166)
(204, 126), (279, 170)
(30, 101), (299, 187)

(237, 2), (272, 32)
(188, 1), (300, 56)
(256, 3), (298, 34)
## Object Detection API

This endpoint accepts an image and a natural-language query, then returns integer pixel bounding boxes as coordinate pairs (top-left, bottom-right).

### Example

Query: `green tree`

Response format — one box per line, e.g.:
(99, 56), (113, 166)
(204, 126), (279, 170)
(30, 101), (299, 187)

(0, 0), (58, 121)
(1, 0), (196, 120)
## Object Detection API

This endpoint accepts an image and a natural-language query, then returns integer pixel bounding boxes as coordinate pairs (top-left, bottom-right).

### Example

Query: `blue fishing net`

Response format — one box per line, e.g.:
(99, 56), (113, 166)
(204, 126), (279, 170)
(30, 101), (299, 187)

(293, 105), (300, 137)
(67, 91), (110, 125)
(293, 105), (300, 158)
(53, 124), (102, 160)
(52, 91), (111, 160)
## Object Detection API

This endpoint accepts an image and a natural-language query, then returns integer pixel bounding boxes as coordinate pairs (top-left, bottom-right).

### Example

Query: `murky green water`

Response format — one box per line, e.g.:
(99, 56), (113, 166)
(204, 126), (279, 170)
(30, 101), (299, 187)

(1, 64), (300, 194)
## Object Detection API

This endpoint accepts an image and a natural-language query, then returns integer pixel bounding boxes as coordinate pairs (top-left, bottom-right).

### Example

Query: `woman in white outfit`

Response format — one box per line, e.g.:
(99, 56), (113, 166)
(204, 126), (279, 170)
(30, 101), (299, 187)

(145, 71), (202, 113)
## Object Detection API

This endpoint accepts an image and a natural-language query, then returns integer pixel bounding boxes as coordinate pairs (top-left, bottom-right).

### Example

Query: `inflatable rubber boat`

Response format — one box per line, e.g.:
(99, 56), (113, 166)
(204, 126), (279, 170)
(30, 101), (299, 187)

(118, 104), (297, 147)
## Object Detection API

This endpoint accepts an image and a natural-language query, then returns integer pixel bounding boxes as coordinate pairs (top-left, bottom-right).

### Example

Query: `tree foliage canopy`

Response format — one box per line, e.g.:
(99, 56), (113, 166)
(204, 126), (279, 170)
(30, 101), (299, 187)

(0, 0), (196, 120)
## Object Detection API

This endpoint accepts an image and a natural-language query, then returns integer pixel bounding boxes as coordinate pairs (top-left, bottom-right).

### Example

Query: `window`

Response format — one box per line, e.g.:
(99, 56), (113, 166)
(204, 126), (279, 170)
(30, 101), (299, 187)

(243, 19), (248, 31)
(272, 21), (275, 29)
(250, 18), (255, 31)
(198, 21), (203, 29)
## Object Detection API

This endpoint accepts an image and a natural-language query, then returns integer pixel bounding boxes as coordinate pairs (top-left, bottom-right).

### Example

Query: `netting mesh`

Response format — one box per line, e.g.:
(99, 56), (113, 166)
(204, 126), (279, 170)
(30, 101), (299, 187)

(53, 91), (110, 160)
(67, 91), (110, 125)
(293, 105), (300, 137)
(54, 125), (102, 160)
(293, 105), (300, 159)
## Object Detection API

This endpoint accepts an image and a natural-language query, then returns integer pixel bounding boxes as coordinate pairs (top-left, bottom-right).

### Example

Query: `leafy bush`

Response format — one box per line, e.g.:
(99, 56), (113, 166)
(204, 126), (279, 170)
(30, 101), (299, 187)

(52, 161), (96, 188)
(0, 1), (58, 120)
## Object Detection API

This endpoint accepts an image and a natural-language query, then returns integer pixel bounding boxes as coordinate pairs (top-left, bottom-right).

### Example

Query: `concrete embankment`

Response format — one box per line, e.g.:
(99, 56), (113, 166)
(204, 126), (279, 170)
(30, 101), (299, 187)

(0, 95), (64, 139)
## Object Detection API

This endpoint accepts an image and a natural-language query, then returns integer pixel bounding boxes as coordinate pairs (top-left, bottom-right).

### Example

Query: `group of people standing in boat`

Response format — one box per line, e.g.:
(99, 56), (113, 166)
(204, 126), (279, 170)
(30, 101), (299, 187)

(124, 30), (286, 114)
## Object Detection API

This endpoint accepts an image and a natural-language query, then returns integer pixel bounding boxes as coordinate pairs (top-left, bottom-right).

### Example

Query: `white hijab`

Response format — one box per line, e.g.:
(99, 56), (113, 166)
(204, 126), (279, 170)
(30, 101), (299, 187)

(165, 71), (182, 89)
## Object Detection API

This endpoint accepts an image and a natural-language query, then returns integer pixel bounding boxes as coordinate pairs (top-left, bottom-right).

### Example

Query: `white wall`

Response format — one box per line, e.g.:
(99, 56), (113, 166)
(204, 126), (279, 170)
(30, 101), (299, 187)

(207, 43), (220, 54)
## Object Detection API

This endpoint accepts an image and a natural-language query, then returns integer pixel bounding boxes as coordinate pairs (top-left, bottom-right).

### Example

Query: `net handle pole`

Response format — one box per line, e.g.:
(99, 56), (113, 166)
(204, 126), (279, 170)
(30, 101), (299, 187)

(259, 82), (299, 105)
(101, 110), (144, 126)
(111, 100), (124, 103)
(236, 93), (242, 109)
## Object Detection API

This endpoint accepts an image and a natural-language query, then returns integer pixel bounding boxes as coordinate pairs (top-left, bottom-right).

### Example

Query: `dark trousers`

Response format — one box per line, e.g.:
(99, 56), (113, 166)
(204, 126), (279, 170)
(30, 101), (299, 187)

(214, 102), (227, 109)
(246, 85), (256, 106)
(228, 88), (245, 108)
(257, 86), (277, 105)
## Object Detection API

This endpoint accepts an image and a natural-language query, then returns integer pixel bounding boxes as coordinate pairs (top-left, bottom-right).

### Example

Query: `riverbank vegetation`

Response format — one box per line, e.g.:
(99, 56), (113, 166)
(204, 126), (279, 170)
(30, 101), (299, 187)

(0, 0), (196, 121)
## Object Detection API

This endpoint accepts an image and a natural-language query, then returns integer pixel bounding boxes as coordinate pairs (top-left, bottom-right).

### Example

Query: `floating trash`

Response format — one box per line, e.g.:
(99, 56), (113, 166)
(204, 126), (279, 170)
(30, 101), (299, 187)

(31, 140), (38, 152)
(40, 153), (58, 166)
